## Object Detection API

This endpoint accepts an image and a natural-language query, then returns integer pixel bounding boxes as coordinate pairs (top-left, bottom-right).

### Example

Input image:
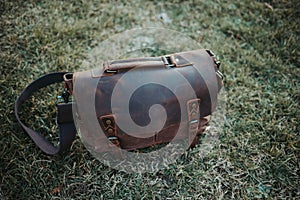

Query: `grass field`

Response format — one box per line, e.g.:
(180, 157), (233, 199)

(1, 0), (299, 199)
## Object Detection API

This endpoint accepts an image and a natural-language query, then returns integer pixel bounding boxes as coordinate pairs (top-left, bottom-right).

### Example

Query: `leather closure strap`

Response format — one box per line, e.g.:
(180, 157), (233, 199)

(63, 73), (74, 95)
(98, 114), (120, 147)
(186, 99), (201, 145)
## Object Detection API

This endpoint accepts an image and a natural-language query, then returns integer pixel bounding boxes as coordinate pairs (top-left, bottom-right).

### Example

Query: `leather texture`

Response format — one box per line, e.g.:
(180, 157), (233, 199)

(70, 49), (222, 152)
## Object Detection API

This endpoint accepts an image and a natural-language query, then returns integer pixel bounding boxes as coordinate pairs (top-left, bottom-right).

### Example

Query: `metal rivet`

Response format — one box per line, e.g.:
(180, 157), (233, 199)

(106, 119), (112, 125)
(107, 128), (113, 134)
(192, 103), (197, 108)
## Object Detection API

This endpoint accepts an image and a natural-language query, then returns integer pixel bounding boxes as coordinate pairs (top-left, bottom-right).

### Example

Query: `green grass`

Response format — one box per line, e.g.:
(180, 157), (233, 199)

(1, 0), (299, 199)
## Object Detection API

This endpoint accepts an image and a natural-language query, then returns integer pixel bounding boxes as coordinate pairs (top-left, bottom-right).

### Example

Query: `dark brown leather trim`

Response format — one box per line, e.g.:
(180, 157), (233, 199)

(57, 103), (73, 124)
(187, 98), (201, 145)
(99, 114), (120, 147)
(63, 73), (73, 94)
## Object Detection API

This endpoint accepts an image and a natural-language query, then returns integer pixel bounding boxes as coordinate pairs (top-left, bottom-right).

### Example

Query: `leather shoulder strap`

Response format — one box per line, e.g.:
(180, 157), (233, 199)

(14, 72), (76, 155)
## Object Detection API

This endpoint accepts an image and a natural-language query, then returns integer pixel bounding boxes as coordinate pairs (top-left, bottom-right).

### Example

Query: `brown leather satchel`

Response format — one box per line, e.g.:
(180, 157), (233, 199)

(15, 49), (223, 155)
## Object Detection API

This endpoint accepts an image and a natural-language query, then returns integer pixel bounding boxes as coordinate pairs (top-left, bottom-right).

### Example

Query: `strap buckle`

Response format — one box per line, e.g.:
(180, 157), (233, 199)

(162, 56), (176, 68)
(57, 88), (70, 103)
(206, 49), (223, 80)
